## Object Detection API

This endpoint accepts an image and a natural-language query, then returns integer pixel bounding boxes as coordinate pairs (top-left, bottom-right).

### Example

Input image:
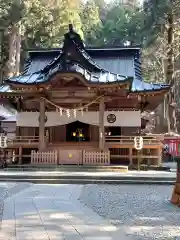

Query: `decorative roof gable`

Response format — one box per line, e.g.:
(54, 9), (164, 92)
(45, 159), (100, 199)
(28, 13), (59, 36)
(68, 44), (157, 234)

(1, 24), (170, 94)
(6, 24), (131, 87)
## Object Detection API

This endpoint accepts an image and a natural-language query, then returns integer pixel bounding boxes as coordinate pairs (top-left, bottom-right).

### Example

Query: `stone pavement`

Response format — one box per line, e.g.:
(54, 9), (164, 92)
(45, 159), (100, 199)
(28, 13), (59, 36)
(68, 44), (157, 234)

(0, 183), (131, 240)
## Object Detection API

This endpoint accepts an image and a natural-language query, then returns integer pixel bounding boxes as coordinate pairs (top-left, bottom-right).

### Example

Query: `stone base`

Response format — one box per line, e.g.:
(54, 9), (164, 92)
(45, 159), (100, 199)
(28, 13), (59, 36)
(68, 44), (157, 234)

(171, 183), (180, 206)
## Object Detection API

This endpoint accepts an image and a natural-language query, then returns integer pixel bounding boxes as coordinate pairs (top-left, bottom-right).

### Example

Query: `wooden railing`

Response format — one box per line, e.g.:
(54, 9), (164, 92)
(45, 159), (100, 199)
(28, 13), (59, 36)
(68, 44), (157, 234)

(105, 135), (163, 145)
(8, 136), (40, 145)
(6, 135), (163, 147)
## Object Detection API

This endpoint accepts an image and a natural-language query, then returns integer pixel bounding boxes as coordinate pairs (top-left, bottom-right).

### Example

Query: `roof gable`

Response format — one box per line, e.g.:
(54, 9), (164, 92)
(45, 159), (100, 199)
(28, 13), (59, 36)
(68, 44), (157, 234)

(7, 24), (132, 87)
(3, 24), (169, 94)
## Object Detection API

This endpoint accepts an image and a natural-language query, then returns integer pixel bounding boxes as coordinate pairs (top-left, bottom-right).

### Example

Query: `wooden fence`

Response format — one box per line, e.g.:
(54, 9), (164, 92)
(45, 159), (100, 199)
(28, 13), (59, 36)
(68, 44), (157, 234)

(83, 150), (110, 165)
(31, 150), (58, 164)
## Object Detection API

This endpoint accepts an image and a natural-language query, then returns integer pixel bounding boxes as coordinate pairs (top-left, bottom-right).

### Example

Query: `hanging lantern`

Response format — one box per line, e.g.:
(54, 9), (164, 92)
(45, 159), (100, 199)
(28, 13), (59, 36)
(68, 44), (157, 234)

(0, 136), (8, 148)
(134, 136), (143, 150)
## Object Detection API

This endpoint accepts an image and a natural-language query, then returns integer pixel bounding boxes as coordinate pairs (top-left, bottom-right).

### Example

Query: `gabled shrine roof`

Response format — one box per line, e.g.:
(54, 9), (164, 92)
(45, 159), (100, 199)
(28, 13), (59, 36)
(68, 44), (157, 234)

(6, 24), (132, 87)
(3, 24), (170, 94)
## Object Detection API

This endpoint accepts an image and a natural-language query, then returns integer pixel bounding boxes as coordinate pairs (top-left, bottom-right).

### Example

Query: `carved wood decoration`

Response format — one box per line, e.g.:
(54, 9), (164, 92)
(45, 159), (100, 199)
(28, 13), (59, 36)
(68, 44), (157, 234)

(49, 73), (89, 88)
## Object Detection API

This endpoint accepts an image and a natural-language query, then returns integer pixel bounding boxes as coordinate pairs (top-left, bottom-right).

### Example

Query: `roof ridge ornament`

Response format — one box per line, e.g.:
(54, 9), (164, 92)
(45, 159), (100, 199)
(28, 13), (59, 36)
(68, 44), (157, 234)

(69, 23), (73, 32)
(63, 24), (85, 50)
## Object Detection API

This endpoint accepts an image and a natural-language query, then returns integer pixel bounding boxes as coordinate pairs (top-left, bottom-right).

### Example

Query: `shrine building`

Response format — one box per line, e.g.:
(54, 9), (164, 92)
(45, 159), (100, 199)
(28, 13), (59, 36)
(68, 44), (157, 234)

(0, 24), (169, 165)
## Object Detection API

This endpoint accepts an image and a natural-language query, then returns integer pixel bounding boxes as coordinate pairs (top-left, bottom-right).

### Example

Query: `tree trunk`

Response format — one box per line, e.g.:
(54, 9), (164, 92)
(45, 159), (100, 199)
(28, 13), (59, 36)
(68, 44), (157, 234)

(169, 0), (180, 207)
(0, 29), (4, 84)
(7, 23), (21, 77)
(7, 25), (17, 77)
(15, 25), (21, 75)
(166, 4), (177, 133)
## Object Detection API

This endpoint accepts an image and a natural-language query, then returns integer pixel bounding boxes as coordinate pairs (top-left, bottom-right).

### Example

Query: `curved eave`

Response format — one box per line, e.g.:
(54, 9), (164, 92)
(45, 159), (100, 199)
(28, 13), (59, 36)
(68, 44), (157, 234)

(77, 46), (102, 72)
(131, 79), (170, 94)
(7, 77), (132, 90)
(6, 67), (133, 90)
(0, 85), (13, 93)
(46, 72), (133, 89)
(131, 87), (170, 95)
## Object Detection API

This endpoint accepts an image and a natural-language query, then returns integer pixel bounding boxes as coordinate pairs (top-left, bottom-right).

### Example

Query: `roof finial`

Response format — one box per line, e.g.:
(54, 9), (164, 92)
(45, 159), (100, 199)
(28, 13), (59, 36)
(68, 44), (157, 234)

(63, 23), (84, 49)
(69, 24), (73, 32)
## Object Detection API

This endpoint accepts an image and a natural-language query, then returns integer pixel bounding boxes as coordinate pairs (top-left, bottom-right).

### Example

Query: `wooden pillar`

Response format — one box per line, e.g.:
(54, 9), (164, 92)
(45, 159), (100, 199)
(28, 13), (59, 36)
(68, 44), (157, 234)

(99, 97), (105, 150)
(39, 98), (45, 151)
(49, 127), (52, 143)
(157, 147), (162, 166)
(16, 126), (20, 136)
(19, 146), (22, 164)
(129, 147), (133, 165)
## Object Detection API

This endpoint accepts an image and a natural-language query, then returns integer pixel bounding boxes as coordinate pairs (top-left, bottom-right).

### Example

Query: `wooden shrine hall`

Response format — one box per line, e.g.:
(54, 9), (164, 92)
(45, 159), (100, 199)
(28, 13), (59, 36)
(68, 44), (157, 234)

(0, 24), (170, 165)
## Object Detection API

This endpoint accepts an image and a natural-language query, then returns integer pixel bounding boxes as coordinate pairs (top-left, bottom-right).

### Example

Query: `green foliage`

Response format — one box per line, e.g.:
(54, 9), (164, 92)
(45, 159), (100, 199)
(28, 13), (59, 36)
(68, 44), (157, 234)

(92, 4), (145, 46)
(142, 0), (170, 47)
(80, 0), (102, 45)
(0, 0), (84, 48)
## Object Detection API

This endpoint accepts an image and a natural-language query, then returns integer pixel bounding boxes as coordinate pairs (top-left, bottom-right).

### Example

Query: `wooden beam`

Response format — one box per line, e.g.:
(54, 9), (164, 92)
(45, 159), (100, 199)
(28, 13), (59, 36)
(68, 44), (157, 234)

(0, 91), (45, 98)
(50, 95), (132, 101)
(39, 98), (45, 150)
(99, 97), (105, 150)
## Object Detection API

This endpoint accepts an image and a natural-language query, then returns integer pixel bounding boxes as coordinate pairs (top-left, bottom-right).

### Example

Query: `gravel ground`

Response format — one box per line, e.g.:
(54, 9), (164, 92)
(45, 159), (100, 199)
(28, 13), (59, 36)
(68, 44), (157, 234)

(80, 184), (180, 240)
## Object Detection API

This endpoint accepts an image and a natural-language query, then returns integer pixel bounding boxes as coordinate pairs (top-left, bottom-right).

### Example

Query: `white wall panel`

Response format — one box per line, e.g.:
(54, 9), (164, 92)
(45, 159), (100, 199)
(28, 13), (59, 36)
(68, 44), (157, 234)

(17, 111), (141, 127)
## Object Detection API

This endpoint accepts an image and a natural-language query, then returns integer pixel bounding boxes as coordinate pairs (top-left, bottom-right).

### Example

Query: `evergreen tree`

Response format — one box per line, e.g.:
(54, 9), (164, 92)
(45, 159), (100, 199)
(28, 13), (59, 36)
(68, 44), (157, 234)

(81, 0), (102, 45)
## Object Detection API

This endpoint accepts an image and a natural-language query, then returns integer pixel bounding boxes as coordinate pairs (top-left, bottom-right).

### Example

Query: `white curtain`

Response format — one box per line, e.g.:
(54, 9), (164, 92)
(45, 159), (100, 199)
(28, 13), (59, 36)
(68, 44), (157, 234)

(17, 111), (141, 127)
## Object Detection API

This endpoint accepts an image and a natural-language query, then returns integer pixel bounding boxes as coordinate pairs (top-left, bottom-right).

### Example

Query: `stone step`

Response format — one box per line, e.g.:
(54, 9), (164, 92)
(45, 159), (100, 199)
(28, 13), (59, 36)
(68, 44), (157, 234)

(0, 168), (176, 184)
(5, 164), (128, 172)
(0, 173), (176, 182)
(0, 178), (175, 185)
